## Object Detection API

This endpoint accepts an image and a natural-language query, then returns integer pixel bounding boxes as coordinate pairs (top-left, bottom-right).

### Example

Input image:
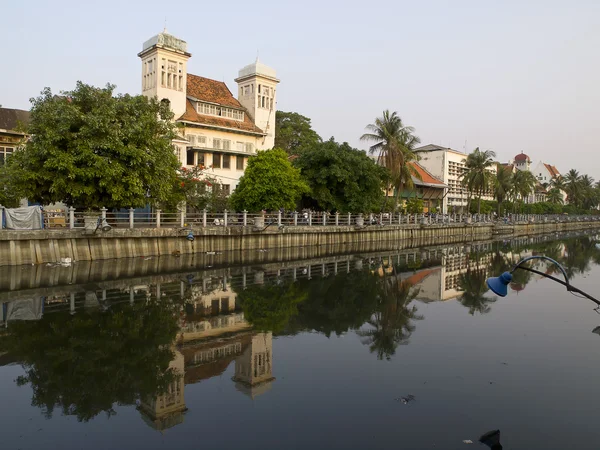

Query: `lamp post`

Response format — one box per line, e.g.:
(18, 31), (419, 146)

(486, 255), (600, 305)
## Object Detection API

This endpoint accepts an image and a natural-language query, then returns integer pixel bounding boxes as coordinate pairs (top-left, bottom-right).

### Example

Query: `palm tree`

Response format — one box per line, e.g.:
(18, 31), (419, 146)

(546, 187), (564, 205)
(457, 267), (497, 315)
(494, 164), (513, 215)
(512, 170), (537, 211)
(564, 169), (581, 206)
(461, 148), (497, 214)
(360, 110), (421, 205)
(579, 175), (596, 210)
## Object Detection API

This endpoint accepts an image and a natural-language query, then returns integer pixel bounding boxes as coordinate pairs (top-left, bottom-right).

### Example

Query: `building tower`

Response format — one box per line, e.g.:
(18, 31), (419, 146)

(514, 152), (531, 172)
(235, 58), (280, 150)
(232, 332), (275, 399)
(138, 30), (191, 120)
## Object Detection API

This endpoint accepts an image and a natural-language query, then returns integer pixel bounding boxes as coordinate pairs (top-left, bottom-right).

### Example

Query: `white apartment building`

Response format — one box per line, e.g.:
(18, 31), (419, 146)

(414, 144), (496, 214)
(138, 30), (279, 193)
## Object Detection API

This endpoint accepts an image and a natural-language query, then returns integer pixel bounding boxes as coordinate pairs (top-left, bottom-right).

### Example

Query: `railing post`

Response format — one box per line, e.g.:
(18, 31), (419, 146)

(308, 211), (312, 226)
(68, 207), (75, 229)
(348, 212), (351, 225)
(323, 213), (327, 226)
(224, 209), (228, 227)
(179, 208), (185, 227)
(203, 209), (207, 227)
(335, 212), (339, 226)
(293, 211), (298, 226)
(129, 208), (135, 229)
(100, 207), (107, 220)
(156, 209), (161, 229)
(389, 212), (393, 225)
(243, 210), (248, 226)
(278, 210), (282, 226)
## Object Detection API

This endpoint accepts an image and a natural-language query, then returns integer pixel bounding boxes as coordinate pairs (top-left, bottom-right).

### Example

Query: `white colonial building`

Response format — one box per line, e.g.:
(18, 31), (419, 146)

(414, 144), (496, 214)
(138, 30), (279, 193)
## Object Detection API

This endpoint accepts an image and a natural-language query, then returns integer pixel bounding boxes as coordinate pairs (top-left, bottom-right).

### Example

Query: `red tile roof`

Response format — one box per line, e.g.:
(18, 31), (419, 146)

(179, 74), (264, 134)
(514, 152), (530, 162)
(409, 162), (447, 188)
(544, 163), (560, 178)
(500, 163), (514, 172)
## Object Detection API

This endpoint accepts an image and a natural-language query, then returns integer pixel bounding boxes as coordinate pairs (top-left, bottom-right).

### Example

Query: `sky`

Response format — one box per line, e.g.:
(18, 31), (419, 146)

(2, 0), (599, 176)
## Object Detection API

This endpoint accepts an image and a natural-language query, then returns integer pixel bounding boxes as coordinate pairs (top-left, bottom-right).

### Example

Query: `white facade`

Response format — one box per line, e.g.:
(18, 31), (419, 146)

(139, 31), (279, 192)
(414, 145), (496, 214)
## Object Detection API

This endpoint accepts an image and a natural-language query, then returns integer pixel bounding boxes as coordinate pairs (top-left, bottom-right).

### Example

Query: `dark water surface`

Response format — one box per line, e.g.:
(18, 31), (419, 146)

(2, 232), (600, 450)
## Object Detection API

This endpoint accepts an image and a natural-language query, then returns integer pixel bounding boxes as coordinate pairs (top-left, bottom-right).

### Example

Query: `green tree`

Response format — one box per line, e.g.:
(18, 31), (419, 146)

(512, 170), (537, 212)
(405, 197), (424, 214)
(494, 164), (513, 214)
(579, 174), (596, 210)
(461, 148), (496, 214)
(1, 299), (180, 422)
(564, 169), (581, 206)
(360, 110), (421, 205)
(229, 148), (309, 212)
(161, 166), (229, 213)
(0, 165), (24, 207)
(8, 82), (180, 209)
(293, 138), (387, 212)
(274, 111), (322, 155)
(546, 186), (564, 205)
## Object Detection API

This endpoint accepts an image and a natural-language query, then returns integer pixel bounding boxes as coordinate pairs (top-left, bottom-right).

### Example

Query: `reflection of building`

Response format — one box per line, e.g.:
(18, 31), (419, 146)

(232, 332), (275, 399)
(138, 349), (187, 431)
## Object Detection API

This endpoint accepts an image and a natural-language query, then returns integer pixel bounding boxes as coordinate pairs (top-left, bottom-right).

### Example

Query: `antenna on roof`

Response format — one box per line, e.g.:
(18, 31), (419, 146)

(163, 18), (168, 33)
(256, 49), (260, 63)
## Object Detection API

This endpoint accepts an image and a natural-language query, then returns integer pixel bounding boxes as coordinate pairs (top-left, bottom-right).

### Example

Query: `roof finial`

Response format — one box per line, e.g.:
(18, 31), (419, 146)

(256, 49), (260, 63)
(163, 18), (168, 33)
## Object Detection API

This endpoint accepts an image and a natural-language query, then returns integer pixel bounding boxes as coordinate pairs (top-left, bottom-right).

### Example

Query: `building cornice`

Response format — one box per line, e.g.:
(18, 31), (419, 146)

(178, 120), (266, 137)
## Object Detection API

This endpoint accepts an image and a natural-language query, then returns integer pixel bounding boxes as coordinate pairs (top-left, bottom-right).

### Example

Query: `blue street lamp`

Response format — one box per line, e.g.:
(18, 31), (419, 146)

(486, 255), (600, 305)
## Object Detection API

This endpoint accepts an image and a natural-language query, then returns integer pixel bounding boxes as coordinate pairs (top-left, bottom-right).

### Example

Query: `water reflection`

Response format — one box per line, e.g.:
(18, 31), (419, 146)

(2, 231), (600, 434)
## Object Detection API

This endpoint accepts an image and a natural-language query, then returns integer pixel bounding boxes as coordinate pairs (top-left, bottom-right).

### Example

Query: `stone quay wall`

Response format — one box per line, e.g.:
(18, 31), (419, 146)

(0, 220), (598, 267)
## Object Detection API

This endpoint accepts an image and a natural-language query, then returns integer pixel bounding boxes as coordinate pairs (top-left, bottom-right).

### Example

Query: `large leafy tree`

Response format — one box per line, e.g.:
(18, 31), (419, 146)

(0, 165), (24, 207)
(461, 148), (497, 214)
(360, 110), (421, 204)
(494, 164), (513, 214)
(274, 111), (322, 155)
(293, 138), (388, 212)
(229, 148), (309, 212)
(8, 82), (180, 209)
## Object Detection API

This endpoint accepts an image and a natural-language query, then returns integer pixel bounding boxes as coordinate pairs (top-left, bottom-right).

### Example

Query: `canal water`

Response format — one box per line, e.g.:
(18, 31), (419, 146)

(1, 232), (600, 450)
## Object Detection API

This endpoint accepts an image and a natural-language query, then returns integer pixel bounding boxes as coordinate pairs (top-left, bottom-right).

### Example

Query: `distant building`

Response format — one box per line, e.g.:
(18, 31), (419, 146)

(138, 30), (279, 193)
(414, 144), (496, 214)
(513, 152), (532, 172)
(0, 107), (29, 165)
(399, 162), (447, 212)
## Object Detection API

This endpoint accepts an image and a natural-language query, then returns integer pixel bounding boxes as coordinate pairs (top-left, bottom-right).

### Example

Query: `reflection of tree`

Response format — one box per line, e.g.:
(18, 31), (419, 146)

(358, 262), (423, 360)
(236, 283), (307, 334)
(289, 269), (380, 337)
(458, 266), (497, 315)
(1, 300), (180, 422)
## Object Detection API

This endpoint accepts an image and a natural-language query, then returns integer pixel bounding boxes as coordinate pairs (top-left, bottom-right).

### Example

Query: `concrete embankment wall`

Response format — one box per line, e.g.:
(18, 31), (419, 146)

(0, 221), (597, 267)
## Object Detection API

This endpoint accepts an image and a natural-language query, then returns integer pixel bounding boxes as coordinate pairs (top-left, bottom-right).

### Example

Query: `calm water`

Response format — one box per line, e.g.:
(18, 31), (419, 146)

(2, 232), (600, 450)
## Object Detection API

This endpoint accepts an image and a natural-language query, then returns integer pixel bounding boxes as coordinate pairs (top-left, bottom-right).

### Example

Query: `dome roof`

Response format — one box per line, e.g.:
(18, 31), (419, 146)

(514, 152), (530, 162)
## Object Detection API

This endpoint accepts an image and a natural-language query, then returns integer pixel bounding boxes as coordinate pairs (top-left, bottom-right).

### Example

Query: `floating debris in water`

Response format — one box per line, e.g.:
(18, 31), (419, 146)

(395, 394), (415, 404)
(462, 440), (473, 444)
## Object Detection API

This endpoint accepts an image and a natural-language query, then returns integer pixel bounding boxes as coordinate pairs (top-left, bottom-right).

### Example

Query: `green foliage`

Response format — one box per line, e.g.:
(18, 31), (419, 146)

(236, 282), (307, 334)
(274, 111), (322, 155)
(229, 148), (309, 212)
(0, 165), (24, 207)
(494, 164), (513, 214)
(2, 299), (180, 422)
(160, 166), (229, 213)
(293, 138), (388, 212)
(405, 197), (424, 214)
(360, 110), (421, 200)
(461, 148), (496, 214)
(8, 82), (180, 209)
(469, 199), (496, 214)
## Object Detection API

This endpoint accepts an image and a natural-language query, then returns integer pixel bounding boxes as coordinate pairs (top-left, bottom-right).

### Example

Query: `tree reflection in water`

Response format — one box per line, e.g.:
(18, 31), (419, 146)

(0, 299), (181, 422)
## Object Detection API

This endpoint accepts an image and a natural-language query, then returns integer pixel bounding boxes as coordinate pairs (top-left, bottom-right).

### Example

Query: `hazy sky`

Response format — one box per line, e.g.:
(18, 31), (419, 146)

(3, 0), (599, 175)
